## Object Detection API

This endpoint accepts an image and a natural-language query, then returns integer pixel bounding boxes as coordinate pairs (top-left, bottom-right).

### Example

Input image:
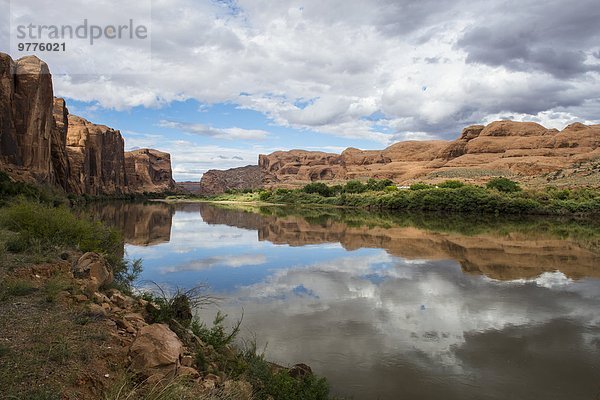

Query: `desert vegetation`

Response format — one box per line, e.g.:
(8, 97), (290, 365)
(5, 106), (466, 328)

(0, 175), (331, 399)
(249, 178), (600, 215)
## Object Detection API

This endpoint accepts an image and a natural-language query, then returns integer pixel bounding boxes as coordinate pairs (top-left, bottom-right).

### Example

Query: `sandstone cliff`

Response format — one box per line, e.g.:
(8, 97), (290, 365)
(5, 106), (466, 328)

(198, 165), (262, 195)
(125, 148), (176, 194)
(66, 115), (128, 195)
(259, 121), (600, 187)
(0, 54), (58, 185)
(0, 52), (175, 195)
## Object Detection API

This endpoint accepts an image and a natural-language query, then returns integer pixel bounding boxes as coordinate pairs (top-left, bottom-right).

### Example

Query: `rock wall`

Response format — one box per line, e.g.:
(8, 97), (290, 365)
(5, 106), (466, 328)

(0, 54), (57, 184)
(125, 149), (176, 194)
(259, 121), (600, 187)
(198, 165), (262, 195)
(66, 115), (128, 195)
(0, 52), (175, 195)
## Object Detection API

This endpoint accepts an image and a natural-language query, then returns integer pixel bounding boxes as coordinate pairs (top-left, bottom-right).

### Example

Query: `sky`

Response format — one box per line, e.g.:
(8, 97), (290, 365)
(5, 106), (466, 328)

(2, 0), (600, 181)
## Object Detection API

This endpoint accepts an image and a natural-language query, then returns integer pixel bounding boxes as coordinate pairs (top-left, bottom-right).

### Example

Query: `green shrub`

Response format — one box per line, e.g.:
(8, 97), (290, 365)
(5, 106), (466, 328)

(241, 350), (329, 400)
(365, 178), (393, 191)
(384, 185), (398, 192)
(0, 279), (38, 301)
(259, 191), (272, 201)
(303, 182), (333, 197)
(190, 311), (241, 350)
(486, 177), (521, 193)
(409, 182), (434, 190)
(438, 180), (465, 189)
(0, 200), (122, 259)
(344, 180), (367, 193)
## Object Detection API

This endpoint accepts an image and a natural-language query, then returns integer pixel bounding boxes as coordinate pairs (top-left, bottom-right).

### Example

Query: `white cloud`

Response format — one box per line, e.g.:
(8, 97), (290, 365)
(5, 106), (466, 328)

(158, 120), (269, 140)
(2, 0), (600, 144)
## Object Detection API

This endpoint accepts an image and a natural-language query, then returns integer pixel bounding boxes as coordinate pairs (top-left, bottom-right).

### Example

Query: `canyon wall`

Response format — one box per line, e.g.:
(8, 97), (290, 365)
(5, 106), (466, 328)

(198, 165), (262, 195)
(0, 53), (174, 195)
(259, 121), (600, 188)
(125, 149), (176, 194)
(0, 54), (58, 185)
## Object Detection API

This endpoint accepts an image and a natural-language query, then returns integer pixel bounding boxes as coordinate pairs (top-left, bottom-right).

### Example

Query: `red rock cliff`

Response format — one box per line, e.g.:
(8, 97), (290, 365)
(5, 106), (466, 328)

(259, 121), (600, 187)
(125, 149), (176, 194)
(0, 52), (176, 195)
(0, 54), (58, 185)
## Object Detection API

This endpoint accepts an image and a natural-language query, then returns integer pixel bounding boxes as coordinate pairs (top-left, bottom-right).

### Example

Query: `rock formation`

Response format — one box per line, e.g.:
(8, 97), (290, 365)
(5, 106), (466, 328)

(66, 115), (128, 195)
(125, 148), (175, 194)
(0, 54), (57, 185)
(0, 52), (175, 195)
(198, 165), (262, 195)
(129, 323), (184, 380)
(258, 121), (600, 188)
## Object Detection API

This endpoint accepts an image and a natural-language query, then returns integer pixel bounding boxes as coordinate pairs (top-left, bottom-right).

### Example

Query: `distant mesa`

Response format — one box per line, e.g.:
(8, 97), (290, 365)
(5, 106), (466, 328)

(199, 119), (600, 194)
(197, 165), (262, 195)
(258, 120), (600, 189)
(0, 52), (175, 195)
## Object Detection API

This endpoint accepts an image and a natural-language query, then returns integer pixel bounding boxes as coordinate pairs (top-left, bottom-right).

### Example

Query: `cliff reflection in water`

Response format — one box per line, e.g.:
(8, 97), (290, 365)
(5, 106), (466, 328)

(197, 204), (600, 280)
(88, 202), (174, 246)
(94, 202), (600, 400)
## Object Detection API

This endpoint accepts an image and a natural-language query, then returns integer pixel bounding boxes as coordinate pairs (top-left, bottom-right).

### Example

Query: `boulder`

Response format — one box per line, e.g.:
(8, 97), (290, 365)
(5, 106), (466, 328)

(129, 323), (184, 379)
(288, 363), (313, 379)
(72, 252), (113, 293)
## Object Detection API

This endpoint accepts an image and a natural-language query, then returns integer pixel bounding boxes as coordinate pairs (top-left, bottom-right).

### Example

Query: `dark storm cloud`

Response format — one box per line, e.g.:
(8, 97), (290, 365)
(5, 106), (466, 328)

(457, 0), (600, 78)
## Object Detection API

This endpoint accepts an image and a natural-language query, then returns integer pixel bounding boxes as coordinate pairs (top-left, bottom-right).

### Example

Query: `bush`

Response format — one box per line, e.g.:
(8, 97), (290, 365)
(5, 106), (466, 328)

(0, 200), (122, 261)
(190, 311), (241, 350)
(384, 185), (398, 193)
(365, 178), (393, 192)
(344, 180), (367, 194)
(143, 285), (215, 328)
(438, 180), (465, 189)
(486, 177), (521, 193)
(409, 182), (434, 190)
(303, 182), (333, 197)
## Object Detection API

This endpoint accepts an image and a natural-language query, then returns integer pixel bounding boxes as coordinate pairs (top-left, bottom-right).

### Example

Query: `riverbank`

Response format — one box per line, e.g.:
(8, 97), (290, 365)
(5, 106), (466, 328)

(0, 179), (331, 399)
(195, 178), (600, 216)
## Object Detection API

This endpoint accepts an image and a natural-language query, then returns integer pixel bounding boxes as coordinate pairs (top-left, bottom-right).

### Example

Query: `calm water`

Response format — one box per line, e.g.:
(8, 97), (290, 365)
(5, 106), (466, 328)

(91, 202), (600, 400)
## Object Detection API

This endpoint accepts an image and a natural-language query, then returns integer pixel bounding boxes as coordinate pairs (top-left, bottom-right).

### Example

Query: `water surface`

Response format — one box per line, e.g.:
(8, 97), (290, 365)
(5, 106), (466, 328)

(91, 202), (600, 400)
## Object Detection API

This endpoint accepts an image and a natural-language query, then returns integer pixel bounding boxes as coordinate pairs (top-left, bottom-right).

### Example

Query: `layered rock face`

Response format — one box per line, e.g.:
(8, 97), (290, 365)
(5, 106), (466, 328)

(0, 54), (57, 184)
(66, 115), (127, 195)
(51, 97), (72, 190)
(0, 52), (175, 195)
(125, 149), (175, 194)
(259, 121), (600, 187)
(198, 165), (262, 195)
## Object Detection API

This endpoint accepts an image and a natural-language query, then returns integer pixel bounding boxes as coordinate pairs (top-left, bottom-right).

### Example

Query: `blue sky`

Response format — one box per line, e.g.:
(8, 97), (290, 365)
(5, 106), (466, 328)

(2, 0), (599, 181)
(66, 98), (385, 181)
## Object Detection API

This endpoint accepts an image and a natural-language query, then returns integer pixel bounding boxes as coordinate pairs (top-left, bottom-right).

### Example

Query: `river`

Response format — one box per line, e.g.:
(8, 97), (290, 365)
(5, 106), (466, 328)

(89, 201), (600, 400)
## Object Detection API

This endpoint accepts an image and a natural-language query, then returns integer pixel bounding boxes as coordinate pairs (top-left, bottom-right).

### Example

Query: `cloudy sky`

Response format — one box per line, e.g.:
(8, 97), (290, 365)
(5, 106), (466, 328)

(2, 0), (600, 180)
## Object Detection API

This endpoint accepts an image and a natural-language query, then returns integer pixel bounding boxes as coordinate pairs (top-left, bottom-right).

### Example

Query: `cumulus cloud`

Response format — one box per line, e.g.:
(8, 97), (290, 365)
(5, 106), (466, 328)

(2, 0), (600, 143)
(158, 120), (269, 140)
(160, 253), (267, 273)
